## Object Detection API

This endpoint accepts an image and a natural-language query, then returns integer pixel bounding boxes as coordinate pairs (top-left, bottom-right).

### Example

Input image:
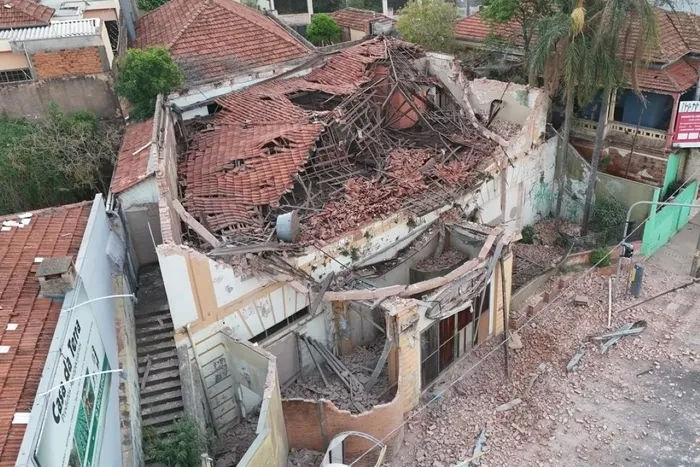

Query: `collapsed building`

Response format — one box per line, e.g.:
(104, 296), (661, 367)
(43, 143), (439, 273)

(116, 36), (554, 465)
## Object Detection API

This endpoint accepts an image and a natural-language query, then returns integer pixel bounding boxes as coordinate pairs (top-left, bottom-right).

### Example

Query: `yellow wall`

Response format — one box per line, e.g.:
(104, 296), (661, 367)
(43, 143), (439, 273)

(0, 51), (29, 72)
(493, 252), (513, 336)
(239, 363), (289, 466)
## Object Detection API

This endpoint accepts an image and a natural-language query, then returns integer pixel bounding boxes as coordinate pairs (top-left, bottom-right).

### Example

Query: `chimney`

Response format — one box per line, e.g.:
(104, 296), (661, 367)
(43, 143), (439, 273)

(36, 256), (76, 299)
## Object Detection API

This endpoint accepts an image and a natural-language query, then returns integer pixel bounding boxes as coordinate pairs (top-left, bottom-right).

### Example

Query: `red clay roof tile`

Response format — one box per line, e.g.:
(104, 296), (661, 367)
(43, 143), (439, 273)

(454, 14), (522, 46)
(132, 0), (311, 85)
(456, 9), (696, 64)
(627, 59), (699, 93)
(0, 201), (91, 466)
(330, 7), (393, 35)
(110, 118), (155, 194)
(184, 38), (416, 233)
(0, 0), (54, 29)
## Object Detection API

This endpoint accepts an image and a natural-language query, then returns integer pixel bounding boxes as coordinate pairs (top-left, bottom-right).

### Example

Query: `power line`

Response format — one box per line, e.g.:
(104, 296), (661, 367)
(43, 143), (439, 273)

(348, 165), (700, 466)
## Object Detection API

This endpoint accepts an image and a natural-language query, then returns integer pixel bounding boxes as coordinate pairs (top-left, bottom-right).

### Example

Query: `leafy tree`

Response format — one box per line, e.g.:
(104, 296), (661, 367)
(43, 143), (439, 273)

(143, 417), (208, 467)
(396, 0), (460, 52)
(527, 2), (590, 223)
(0, 106), (119, 215)
(307, 13), (342, 45)
(479, 0), (554, 84)
(116, 47), (184, 121)
(137, 0), (168, 12)
(579, 0), (659, 235)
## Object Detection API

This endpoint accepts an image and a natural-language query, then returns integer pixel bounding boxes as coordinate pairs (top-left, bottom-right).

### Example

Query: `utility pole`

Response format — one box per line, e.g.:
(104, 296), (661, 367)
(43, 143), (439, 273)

(691, 231), (700, 278)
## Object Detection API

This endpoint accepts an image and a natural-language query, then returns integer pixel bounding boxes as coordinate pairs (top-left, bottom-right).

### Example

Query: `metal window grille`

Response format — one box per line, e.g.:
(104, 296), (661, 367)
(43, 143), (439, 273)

(106, 20), (120, 54)
(0, 69), (31, 84)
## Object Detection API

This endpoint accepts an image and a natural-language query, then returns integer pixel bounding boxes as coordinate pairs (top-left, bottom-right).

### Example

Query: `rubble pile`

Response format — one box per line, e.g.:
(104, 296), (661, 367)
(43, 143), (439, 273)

(387, 263), (694, 467)
(414, 249), (468, 272)
(215, 412), (260, 467)
(488, 118), (522, 141)
(282, 338), (394, 412)
(287, 449), (324, 466)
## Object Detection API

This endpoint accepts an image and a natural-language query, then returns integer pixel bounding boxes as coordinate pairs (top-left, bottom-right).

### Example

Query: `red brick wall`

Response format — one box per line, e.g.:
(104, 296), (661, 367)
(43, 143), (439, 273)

(282, 396), (404, 465)
(31, 47), (105, 79)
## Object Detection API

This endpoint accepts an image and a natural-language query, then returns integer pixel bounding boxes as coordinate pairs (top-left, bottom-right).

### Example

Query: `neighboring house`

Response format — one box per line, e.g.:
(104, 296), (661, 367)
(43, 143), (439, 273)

(0, 196), (141, 467)
(108, 113), (162, 273)
(0, 0), (125, 119)
(455, 10), (700, 189)
(330, 7), (394, 42)
(131, 0), (315, 119)
(129, 37), (553, 465)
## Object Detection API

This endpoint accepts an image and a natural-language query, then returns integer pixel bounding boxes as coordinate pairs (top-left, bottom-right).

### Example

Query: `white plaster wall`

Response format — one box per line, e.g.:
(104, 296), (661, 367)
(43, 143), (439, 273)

(16, 195), (126, 467)
(118, 176), (158, 210)
(158, 251), (199, 329)
(210, 261), (269, 307)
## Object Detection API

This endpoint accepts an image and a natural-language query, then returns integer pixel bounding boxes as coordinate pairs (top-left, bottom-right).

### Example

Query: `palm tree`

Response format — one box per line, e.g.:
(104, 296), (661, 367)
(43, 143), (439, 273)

(528, 0), (593, 222)
(579, 0), (659, 235)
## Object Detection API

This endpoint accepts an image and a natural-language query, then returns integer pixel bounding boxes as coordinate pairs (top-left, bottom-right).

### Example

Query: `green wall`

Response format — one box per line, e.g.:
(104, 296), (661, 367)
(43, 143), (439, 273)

(641, 181), (699, 256)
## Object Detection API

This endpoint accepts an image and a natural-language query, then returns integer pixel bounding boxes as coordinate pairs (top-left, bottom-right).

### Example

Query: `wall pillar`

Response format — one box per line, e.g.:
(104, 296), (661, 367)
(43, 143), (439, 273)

(666, 92), (681, 150)
(307, 0), (313, 15)
(113, 274), (143, 467)
(493, 251), (513, 336)
(385, 299), (420, 415)
(332, 300), (353, 356)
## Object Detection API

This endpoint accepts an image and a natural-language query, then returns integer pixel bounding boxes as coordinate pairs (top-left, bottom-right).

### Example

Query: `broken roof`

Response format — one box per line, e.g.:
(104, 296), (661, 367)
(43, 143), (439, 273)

(0, 0), (54, 29)
(180, 37), (502, 247)
(132, 0), (311, 86)
(330, 7), (393, 34)
(0, 201), (91, 464)
(110, 118), (156, 194)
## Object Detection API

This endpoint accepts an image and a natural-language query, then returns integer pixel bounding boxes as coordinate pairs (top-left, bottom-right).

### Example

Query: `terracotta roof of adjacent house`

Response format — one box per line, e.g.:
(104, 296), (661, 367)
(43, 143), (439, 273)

(184, 37), (419, 233)
(330, 7), (393, 34)
(0, 201), (91, 466)
(454, 14), (523, 47)
(628, 58), (700, 93)
(0, 0), (54, 29)
(132, 0), (311, 85)
(667, 10), (700, 55)
(616, 9), (689, 64)
(455, 9), (697, 64)
(110, 118), (155, 194)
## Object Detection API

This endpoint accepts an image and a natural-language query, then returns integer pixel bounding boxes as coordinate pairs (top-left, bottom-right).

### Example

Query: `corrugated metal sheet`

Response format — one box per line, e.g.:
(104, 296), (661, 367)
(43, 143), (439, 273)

(0, 18), (99, 41)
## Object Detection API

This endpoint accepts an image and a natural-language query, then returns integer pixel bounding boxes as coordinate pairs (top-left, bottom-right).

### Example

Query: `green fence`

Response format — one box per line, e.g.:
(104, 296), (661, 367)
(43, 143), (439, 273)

(641, 180), (698, 256)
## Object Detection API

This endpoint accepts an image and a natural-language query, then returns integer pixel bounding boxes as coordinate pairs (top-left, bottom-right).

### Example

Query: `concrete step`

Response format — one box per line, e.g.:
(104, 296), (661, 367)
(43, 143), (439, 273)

(140, 379), (183, 398)
(136, 323), (175, 339)
(137, 351), (177, 368)
(141, 369), (181, 388)
(135, 304), (170, 319)
(141, 388), (183, 408)
(135, 312), (173, 327)
(142, 408), (184, 428)
(138, 357), (179, 375)
(136, 332), (175, 347)
(138, 339), (178, 356)
(142, 398), (184, 417)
